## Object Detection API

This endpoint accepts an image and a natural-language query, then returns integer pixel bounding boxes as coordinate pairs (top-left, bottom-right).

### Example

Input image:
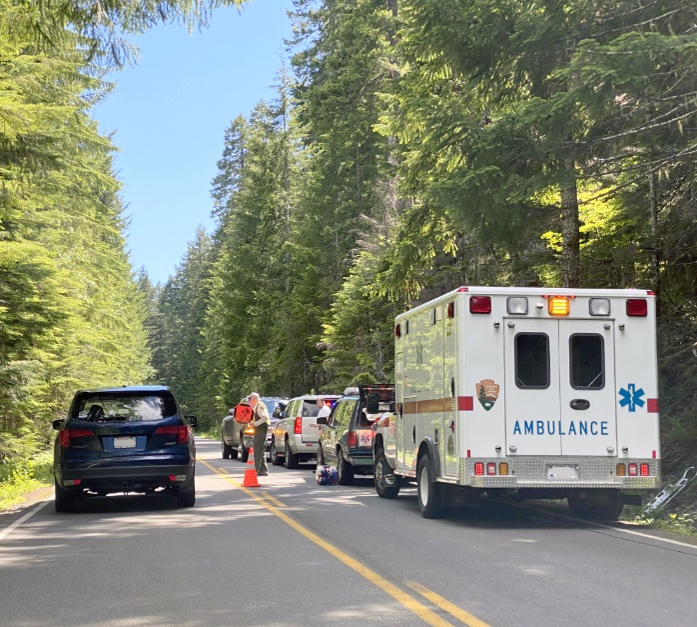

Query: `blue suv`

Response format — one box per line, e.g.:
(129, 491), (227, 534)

(53, 386), (197, 512)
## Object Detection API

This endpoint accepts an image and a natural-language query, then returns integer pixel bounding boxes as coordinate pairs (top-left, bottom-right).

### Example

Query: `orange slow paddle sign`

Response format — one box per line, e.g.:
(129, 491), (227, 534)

(234, 403), (254, 424)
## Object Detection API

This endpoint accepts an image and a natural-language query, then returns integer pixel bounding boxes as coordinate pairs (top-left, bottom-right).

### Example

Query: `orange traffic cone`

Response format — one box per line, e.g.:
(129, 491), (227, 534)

(242, 446), (260, 487)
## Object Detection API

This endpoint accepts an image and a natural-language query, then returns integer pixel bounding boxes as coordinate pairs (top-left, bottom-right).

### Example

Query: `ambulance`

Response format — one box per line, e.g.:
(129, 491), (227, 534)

(371, 287), (661, 520)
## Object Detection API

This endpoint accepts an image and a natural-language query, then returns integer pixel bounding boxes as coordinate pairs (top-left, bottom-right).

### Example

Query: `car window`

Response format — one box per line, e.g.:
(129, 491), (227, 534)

(288, 400), (299, 417)
(73, 393), (176, 422)
(302, 401), (320, 417)
(333, 401), (353, 428)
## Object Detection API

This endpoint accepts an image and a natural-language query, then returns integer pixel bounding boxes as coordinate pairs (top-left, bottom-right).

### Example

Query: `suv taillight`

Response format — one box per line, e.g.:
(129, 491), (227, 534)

(60, 429), (93, 448)
(294, 417), (302, 434)
(347, 432), (357, 448)
(154, 425), (190, 443)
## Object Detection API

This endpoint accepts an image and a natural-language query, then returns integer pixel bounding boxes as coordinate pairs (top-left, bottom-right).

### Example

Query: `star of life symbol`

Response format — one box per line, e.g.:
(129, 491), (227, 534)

(619, 383), (645, 412)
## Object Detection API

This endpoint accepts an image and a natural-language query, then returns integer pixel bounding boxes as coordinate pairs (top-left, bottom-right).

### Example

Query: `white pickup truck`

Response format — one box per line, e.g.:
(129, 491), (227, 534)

(270, 394), (340, 468)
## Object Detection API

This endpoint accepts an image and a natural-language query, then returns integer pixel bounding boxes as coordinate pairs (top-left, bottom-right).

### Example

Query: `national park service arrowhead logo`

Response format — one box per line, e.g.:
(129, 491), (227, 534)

(476, 379), (499, 411)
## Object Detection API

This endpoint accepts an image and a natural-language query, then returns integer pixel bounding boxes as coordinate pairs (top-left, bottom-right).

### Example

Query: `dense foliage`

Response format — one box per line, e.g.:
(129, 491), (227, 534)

(153, 0), (697, 470)
(0, 1), (243, 468)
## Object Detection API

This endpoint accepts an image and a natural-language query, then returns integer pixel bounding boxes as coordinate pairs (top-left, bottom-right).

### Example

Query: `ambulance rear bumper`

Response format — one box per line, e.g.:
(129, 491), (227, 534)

(461, 457), (661, 490)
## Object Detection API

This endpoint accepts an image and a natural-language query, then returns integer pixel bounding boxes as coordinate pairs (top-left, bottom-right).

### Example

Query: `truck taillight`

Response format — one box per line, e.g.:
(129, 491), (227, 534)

(294, 417), (302, 434)
(640, 463), (650, 476)
(628, 463), (638, 476)
(474, 462), (484, 475)
(469, 296), (491, 314)
(626, 299), (648, 317)
(60, 429), (93, 447)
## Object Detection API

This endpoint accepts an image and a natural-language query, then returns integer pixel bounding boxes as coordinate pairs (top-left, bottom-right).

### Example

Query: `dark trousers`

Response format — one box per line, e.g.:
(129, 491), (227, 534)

(253, 423), (268, 474)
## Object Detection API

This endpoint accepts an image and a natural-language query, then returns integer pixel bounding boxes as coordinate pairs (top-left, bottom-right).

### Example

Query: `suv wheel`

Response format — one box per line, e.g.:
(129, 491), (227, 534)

(374, 448), (399, 499)
(284, 439), (299, 469)
(337, 448), (354, 486)
(55, 482), (76, 513)
(239, 442), (249, 463)
(176, 483), (196, 508)
(270, 440), (283, 466)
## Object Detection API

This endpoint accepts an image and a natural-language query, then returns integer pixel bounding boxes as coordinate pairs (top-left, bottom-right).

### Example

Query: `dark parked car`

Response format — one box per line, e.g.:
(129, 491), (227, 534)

(53, 386), (197, 512)
(316, 384), (395, 485)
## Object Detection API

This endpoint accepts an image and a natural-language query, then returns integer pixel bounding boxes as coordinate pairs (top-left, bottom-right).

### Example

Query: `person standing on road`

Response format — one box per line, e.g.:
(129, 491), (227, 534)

(248, 393), (269, 476)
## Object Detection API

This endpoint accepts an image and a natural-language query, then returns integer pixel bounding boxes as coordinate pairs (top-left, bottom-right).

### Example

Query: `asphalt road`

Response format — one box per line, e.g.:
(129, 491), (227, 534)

(1, 438), (696, 626)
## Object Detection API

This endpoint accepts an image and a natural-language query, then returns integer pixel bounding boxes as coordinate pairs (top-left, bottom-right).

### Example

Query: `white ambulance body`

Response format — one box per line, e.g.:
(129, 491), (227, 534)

(372, 286), (661, 519)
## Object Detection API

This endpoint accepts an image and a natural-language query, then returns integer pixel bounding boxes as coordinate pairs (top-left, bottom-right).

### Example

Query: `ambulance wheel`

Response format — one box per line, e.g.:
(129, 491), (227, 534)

(337, 448), (354, 486)
(222, 440), (232, 459)
(374, 449), (400, 499)
(285, 439), (299, 469)
(568, 494), (623, 521)
(270, 441), (284, 466)
(417, 454), (445, 519)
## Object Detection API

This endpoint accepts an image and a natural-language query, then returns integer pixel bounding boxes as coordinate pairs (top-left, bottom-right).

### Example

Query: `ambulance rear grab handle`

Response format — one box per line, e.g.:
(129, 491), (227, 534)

(569, 399), (590, 410)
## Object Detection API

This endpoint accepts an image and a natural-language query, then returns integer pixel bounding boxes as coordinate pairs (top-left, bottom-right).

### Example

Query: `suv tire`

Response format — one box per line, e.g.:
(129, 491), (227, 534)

(270, 441), (284, 466)
(337, 448), (354, 486)
(374, 448), (399, 499)
(284, 439), (299, 469)
(54, 482), (76, 513)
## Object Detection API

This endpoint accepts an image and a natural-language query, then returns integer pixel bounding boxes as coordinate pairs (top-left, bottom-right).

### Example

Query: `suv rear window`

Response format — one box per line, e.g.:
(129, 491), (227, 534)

(72, 393), (177, 422)
(301, 401), (320, 417)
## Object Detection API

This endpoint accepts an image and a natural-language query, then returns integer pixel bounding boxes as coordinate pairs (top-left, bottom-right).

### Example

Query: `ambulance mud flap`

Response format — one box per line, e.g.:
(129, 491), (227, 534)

(418, 438), (440, 479)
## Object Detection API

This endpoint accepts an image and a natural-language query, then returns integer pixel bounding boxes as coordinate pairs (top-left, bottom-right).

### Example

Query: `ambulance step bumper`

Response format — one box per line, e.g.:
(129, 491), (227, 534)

(461, 457), (661, 490)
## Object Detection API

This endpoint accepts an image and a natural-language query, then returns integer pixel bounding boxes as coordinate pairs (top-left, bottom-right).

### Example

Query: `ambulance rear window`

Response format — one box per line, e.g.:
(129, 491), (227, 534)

(570, 334), (605, 389)
(515, 333), (549, 389)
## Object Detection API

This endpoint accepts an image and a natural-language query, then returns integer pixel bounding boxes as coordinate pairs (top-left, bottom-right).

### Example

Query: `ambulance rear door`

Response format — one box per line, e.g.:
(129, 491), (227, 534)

(504, 320), (562, 455)
(558, 320), (617, 456)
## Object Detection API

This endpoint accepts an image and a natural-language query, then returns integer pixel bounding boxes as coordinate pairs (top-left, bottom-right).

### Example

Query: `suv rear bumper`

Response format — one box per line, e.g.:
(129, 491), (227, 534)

(56, 462), (195, 491)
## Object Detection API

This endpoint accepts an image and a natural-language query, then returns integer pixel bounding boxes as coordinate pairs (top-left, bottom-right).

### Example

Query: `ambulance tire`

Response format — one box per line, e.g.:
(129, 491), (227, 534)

(417, 454), (445, 519)
(337, 449), (354, 485)
(374, 448), (400, 499)
(568, 495), (623, 521)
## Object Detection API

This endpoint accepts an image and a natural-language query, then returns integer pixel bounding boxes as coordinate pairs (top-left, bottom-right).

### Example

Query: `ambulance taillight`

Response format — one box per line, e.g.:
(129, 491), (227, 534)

(628, 463), (638, 476)
(616, 464), (626, 476)
(474, 462), (485, 475)
(640, 464), (650, 477)
(626, 299), (648, 317)
(469, 296), (491, 314)
(486, 463), (497, 475)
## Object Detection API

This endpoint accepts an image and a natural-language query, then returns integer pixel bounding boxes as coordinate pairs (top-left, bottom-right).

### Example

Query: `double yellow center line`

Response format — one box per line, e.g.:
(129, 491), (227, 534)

(200, 459), (489, 627)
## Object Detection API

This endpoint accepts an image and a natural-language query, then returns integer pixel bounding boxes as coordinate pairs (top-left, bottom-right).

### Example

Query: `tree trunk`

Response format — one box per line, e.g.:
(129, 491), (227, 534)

(560, 157), (580, 288)
(648, 171), (660, 316)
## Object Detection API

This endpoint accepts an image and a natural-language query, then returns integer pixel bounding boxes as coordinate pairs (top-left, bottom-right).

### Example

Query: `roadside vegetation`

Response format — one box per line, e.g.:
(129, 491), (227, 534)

(2, 1), (696, 528)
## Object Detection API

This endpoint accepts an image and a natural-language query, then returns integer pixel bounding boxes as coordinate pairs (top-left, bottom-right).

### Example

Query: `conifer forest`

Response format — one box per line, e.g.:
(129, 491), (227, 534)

(2, 0), (697, 480)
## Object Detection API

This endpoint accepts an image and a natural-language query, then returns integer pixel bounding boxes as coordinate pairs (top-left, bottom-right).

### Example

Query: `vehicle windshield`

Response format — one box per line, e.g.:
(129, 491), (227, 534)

(72, 393), (176, 422)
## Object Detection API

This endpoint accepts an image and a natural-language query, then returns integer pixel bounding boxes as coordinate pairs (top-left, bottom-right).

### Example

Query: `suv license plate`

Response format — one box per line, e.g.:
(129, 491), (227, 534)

(114, 436), (137, 449)
(547, 465), (578, 480)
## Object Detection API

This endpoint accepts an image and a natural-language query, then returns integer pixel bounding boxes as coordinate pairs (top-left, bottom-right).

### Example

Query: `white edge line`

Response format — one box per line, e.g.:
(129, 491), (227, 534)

(0, 500), (50, 541)
(524, 504), (697, 550)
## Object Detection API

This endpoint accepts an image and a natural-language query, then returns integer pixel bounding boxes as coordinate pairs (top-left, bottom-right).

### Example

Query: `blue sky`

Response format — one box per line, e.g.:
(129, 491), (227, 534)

(94, 0), (295, 285)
